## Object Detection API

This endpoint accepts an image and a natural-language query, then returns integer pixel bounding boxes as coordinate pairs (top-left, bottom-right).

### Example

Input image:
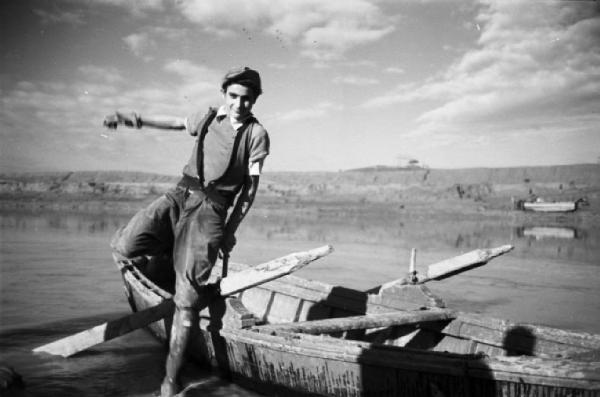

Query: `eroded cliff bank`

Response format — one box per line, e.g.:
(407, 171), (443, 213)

(1, 164), (598, 221)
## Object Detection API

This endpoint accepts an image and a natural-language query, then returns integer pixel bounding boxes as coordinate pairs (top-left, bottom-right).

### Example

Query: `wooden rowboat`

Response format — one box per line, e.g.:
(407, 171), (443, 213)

(514, 198), (587, 213)
(118, 247), (600, 397)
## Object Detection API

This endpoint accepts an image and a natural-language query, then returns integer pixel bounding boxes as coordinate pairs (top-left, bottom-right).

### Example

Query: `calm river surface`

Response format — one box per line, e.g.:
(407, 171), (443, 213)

(1, 208), (599, 396)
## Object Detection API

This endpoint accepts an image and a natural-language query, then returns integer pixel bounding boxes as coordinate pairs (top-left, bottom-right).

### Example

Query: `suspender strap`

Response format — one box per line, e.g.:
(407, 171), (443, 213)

(196, 108), (218, 187)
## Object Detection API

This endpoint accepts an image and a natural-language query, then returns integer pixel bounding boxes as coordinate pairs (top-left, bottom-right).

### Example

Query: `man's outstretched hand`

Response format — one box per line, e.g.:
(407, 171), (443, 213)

(103, 112), (141, 129)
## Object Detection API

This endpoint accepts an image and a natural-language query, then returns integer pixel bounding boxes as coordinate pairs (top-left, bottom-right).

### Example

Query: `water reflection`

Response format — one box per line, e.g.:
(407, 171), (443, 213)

(239, 211), (599, 264)
(1, 211), (125, 235)
(2, 208), (598, 266)
(511, 223), (599, 262)
(516, 226), (580, 240)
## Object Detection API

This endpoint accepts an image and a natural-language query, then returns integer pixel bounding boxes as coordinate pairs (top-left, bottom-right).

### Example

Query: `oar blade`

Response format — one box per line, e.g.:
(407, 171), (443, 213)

(220, 244), (333, 295)
(424, 244), (513, 282)
(33, 300), (174, 357)
(33, 245), (333, 357)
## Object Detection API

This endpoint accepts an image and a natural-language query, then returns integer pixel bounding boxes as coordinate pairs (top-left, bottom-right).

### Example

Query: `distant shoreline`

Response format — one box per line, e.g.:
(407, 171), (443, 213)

(1, 164), (598, 224)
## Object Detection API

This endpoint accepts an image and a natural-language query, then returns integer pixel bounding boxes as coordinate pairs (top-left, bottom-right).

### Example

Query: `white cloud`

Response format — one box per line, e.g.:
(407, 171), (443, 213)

(270, 102), (343, 123)
(33, 8), (85, 25)
(123, 33), (153, 59)
(343, 60), (377, 68)
(175, 0), (395, 61)
(0, 60), (224, 172)
(301, 20), (394, 61)
(123, 27), (187, 60)
(1, 61), (220, 138)
(164, 60), (215, 80)
(162, 60), (221, 101)
(78, 65), (123, 82)
(333, 75), (379, 86)
(385, 67), (405, 74)
(362, 1), (600, 140)
(86, 0), (166, 14)
(268, 63), (289, 70)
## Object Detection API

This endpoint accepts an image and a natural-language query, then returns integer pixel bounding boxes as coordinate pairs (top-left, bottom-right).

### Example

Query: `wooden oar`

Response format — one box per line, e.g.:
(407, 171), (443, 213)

(256, 308), (455, 335)
(376, 244), (514, 291)
(33, 245), (333, 357)
(423, 244), (513, 282)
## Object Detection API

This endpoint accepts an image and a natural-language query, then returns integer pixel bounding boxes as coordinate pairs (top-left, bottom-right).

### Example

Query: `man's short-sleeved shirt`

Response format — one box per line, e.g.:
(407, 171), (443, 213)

(185, 106), (269, 176)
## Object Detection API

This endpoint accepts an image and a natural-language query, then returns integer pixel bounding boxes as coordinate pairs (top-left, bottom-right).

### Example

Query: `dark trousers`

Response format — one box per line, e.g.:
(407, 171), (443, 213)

(112, 186), (226, 308)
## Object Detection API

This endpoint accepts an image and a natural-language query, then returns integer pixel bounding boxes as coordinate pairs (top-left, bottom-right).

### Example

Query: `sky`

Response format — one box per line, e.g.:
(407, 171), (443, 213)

(1, 0), (599, 174)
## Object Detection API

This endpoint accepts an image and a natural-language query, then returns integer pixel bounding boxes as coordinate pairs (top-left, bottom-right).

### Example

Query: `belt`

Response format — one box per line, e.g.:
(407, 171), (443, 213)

(177, 174), (228, 209)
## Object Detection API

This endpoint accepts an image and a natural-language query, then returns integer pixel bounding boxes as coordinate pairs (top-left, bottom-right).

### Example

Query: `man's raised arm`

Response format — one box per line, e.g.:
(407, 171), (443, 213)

(103, 111), (187, 131)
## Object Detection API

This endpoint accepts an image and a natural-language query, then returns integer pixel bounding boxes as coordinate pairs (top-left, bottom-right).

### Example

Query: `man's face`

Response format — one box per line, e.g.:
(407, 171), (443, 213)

(224, 83), (256, 122)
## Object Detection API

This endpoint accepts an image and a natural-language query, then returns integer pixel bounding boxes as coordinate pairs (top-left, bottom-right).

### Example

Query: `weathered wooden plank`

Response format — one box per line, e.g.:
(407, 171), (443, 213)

(238, 288), (273, 322)
(126, 279), (171, 340)
(256, 309), (454, 335)
(33, 245), (332, 357)
(265, 293), (302, 324)
(433, 335), (477, 354)
(33, 299), (176, 357)
(224, 328), (600, 389)
(297, 299), (332, 322)
(468, 355), (600, 389)
(216, 261), (336, 295)
(200, 297), (255, 330)
(226, 260), (427, 316)
(432, 313), (600, 357)
(226, 329), (471, 376)
(127, 263), (172, 299)
(424, 245), (514, 281)
(457, 312), (600, 349)
(221, 245), (333, 295)
(376, 245), (514, 288)
(254, 279), (371, 314)
(369, 283), (445, 311)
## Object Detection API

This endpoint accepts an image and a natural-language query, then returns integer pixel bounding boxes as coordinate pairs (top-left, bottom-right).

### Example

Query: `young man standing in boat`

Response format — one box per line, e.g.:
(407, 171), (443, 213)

(103, 66), (269, 397)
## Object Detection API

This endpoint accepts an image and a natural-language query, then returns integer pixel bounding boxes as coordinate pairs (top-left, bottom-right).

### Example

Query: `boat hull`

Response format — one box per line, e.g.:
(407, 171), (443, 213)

(223, 328), (600, 397)
(119, 259), (600, 397)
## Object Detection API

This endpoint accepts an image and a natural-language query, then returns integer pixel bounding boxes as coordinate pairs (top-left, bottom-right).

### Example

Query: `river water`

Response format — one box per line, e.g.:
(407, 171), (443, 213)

(1, 208), (599, 396)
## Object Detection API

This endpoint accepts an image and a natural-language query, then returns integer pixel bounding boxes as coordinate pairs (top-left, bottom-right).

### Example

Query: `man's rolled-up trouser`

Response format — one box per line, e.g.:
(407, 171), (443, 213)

(111, 186), (226, 309)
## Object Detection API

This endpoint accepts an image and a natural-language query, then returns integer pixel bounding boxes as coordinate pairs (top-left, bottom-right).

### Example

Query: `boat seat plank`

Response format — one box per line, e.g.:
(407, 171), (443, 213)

(254, 309), (454, 335)
(432, 336), (505, 357)
(260, 280), (371, 314)
(432, 313), (600, 357)
(433, 336), (478, 355)
(364, 326), (424, 347)
(457, 312), (600, 349)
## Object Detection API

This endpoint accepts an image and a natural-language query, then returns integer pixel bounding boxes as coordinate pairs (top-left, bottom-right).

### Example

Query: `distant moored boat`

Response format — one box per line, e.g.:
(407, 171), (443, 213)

(514, 198), (587, 213)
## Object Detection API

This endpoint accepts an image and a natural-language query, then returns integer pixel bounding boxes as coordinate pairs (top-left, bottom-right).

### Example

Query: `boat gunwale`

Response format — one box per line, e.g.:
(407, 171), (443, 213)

(120, 259), (600, 351)
(221, 327), (600, 388)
